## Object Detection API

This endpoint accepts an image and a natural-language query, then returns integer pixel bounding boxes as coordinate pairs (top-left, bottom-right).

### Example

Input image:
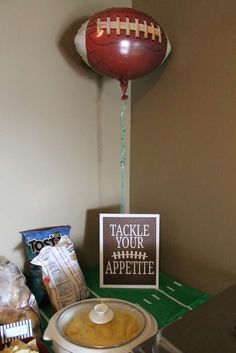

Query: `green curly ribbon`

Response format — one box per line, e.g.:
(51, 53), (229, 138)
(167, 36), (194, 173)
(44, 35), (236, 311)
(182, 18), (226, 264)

(120, 100), (128, 213)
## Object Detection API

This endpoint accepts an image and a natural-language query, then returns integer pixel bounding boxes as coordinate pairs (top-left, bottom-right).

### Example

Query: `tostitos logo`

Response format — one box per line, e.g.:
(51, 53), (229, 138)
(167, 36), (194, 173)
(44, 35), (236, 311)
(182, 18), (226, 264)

(28, 233), (62, 254)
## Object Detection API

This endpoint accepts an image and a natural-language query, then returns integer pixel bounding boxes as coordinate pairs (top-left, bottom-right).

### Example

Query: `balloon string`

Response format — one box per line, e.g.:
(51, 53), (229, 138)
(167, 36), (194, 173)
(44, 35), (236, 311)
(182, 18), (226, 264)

(120, 100), (128, 213)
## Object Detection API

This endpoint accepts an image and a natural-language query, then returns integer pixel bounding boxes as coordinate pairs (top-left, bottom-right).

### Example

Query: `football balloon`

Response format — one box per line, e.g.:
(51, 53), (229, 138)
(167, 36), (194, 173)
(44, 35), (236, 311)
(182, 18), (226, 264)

(74, 7), (171, 99)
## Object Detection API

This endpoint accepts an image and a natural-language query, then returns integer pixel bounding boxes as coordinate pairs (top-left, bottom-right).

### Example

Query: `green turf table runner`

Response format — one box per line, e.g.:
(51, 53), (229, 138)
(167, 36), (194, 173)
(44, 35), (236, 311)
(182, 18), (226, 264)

(84, 267), (209, 328)
(40, 266), (209, 336)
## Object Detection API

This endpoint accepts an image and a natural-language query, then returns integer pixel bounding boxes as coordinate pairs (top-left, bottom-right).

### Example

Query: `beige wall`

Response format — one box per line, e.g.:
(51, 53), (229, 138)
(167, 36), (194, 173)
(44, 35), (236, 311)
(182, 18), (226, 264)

(0, 0), (131, 269)
(131, 0), (236, 294)
(2, 0), (235, 295)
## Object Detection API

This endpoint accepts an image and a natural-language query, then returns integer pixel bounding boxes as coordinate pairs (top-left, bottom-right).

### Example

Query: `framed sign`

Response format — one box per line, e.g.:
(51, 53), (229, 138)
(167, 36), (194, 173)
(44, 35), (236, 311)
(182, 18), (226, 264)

(100, 214), (160, 288)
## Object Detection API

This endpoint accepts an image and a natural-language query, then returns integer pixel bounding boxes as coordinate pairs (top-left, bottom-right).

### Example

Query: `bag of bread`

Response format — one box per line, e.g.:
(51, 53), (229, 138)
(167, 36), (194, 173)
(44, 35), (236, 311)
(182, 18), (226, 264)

(0, 256), (41, 339)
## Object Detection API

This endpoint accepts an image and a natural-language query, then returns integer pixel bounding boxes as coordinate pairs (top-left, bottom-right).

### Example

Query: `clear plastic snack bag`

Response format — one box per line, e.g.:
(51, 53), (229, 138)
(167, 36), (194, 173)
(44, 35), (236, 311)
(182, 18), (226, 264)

(31, 236), (89, 311)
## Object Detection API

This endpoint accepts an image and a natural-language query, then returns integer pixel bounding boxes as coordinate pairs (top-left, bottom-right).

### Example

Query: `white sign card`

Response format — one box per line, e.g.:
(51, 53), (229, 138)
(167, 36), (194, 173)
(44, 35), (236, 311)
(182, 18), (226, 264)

(0, 319), (33, 345)
(100, 214), (160, 288)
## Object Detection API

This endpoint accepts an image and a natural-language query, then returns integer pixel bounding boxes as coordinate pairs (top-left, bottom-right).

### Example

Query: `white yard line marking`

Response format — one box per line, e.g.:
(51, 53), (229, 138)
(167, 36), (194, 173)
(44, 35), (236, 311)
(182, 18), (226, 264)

(173, 281), (182, 287)
(143, 298), (152, 305)
(167, 286), (175, 292)
(87, 287), (100, 298)
(152, 294), (160, 300)
(39, 309), (50, 322)
(158, 289), (192, 310)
